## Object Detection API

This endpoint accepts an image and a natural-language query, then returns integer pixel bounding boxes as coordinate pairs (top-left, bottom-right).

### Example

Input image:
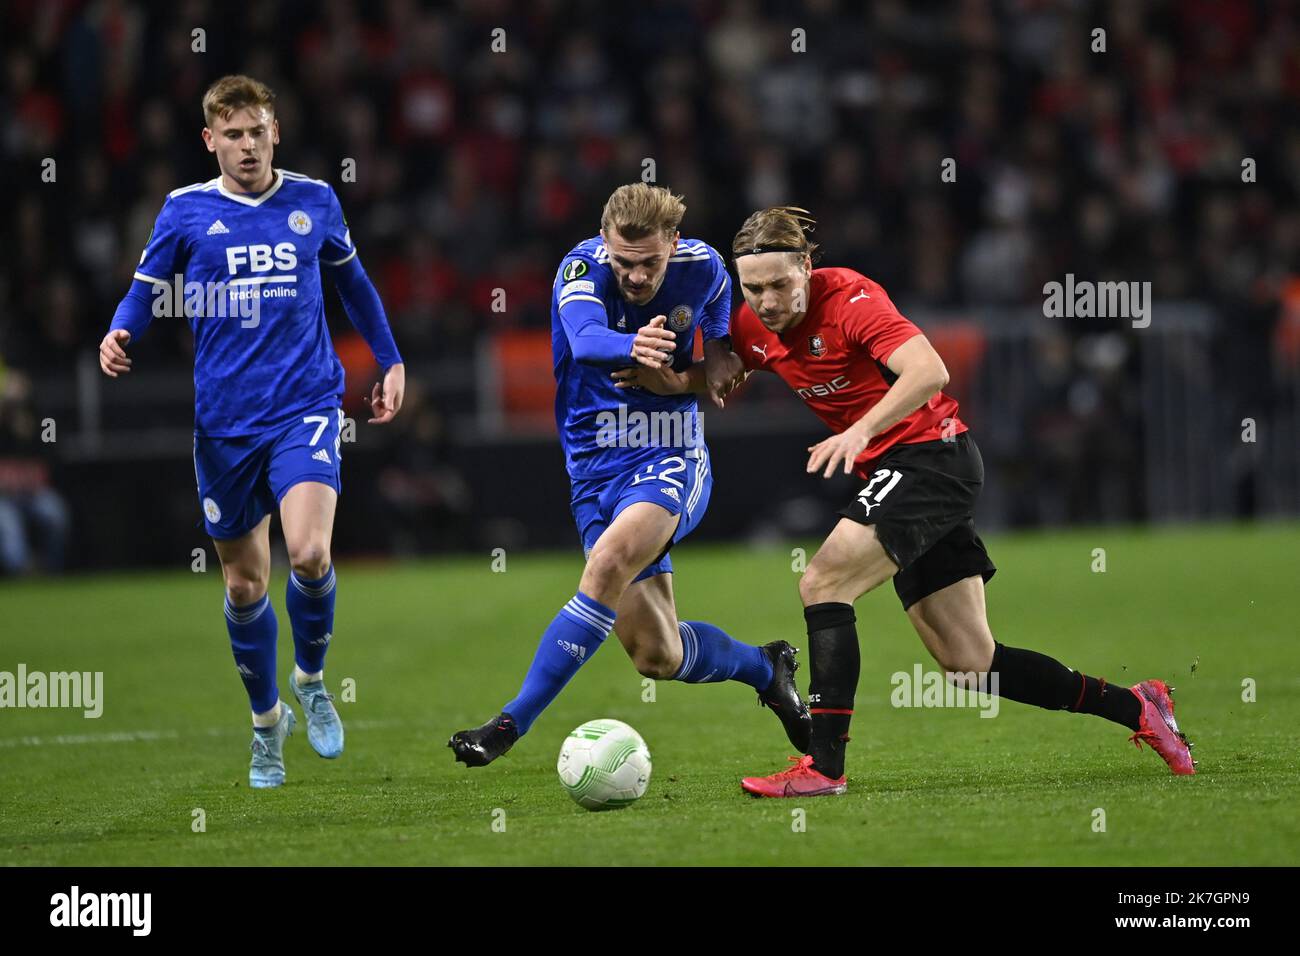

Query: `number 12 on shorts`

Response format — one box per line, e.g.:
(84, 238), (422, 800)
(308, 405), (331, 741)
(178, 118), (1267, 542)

(630, 456), (687, 488)
(857, 468), (902, 513)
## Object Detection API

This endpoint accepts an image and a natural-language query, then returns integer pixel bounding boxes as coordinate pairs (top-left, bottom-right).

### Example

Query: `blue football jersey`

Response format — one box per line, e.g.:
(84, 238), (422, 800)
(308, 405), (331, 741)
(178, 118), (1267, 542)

(551, 236), (731, 480)
(132, 169), (358, 437)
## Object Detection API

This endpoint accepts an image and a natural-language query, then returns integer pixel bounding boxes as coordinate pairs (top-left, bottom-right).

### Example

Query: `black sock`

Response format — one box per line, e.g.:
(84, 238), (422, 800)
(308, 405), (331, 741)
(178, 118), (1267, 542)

(988, 643), (1140, 731)
(804, 602), (859, 779)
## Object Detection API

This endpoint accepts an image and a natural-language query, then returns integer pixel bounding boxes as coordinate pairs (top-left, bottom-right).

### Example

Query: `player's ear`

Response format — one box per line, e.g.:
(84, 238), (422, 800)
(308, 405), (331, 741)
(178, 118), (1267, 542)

(202, 127), (215, 153)
(271, 117), (280, 145)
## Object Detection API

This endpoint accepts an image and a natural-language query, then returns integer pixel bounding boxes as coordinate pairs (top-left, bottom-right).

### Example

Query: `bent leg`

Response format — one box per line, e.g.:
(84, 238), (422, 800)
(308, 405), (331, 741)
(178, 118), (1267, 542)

(502, 501), (679, 737)
(907, 575), (1140, 729)
(615, 573), (773, 690)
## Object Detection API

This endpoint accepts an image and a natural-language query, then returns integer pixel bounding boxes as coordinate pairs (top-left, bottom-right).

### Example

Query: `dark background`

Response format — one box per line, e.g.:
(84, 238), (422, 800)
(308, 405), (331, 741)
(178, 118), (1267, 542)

(2, 0), (1298, 574)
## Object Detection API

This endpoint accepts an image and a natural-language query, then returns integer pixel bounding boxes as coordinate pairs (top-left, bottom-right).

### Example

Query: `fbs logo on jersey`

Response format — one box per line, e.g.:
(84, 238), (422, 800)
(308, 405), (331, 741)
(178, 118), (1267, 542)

(668, 304), (693, 332)
(288, 210), (312, 235)
(203, 497), (222, 523)
(562, 259), (588, 282)
(808, 333), (827, 357)
(557, 639), (587, 661)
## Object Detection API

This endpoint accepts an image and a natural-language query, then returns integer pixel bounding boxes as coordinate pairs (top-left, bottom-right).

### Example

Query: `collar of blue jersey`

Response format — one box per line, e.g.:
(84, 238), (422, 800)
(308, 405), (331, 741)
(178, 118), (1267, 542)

(215, 169), (285, 207)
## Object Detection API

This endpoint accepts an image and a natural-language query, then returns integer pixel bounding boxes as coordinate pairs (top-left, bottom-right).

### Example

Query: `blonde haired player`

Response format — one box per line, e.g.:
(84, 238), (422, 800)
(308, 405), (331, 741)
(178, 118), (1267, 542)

(449, 185), (810, 766)
(100, 75), (404, 787)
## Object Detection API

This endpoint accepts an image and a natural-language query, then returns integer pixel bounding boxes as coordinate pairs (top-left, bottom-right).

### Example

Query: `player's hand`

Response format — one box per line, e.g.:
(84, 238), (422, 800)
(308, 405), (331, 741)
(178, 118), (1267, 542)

(704, 350), (746, 409)
(806, 423), (871, 478)
(367, 363), (405, 424)
(631, 315), (675, 369)
(99, 329), (132, 377)
(611, 364), (688, 395)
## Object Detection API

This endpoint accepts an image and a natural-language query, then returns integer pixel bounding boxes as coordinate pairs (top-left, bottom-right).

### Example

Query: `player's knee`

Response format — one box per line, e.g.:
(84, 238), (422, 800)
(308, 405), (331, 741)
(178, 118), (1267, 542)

(799, 562), (839, 605)
(289, 541), (331, 580)
(224, 572), (268, 606)
(932, 639), (994, 678)
(583, 544), (636, 594)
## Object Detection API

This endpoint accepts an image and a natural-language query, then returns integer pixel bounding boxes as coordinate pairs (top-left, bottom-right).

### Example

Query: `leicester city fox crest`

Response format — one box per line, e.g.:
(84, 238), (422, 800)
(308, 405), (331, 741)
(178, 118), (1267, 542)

(668, 304), (693, 332)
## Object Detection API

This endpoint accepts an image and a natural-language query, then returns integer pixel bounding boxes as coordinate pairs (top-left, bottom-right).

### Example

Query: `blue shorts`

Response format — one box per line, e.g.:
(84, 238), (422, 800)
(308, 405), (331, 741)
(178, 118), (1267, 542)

(570, 446), (712, 583)
(193, 407), (344, 540)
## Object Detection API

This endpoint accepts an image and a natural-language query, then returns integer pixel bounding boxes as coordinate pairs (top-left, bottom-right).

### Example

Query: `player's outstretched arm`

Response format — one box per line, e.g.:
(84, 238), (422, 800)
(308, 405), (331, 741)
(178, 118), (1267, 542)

(611, 361), (696, 396)
(611, 356), (748, 403)
(806, 334), (949, 477)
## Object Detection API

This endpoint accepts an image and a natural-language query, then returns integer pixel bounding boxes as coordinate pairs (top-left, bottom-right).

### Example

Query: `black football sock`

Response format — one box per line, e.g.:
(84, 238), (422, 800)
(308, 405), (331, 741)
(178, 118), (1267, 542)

(987, 643), (1141, 731)
(804, 602), (859, 779)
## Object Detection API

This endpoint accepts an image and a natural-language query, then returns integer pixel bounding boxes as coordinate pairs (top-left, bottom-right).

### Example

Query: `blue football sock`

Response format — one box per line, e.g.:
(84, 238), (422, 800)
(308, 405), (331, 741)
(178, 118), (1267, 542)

(673, 620), (773, 690)
(503, 592), (614, 736)
(225, 594), (279, 715)
(286, 565), (336, 676)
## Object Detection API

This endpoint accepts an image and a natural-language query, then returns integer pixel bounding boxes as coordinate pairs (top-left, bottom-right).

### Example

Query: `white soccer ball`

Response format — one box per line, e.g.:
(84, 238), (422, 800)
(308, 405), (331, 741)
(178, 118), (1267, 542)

(557, 718), (652, 811)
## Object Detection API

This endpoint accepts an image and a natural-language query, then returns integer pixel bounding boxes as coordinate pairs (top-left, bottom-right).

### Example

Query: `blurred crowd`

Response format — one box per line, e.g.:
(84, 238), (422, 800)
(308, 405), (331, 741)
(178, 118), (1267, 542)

(6, 0), (1298, 362)
(2, 0), (1298, 569)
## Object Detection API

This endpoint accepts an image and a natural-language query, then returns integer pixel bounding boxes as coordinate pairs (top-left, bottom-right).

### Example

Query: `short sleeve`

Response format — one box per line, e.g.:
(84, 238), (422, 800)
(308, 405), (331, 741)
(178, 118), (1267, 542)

(840, 283), (922, 365)
(133, 198), (188, 284)
(320, 187), (358, 267)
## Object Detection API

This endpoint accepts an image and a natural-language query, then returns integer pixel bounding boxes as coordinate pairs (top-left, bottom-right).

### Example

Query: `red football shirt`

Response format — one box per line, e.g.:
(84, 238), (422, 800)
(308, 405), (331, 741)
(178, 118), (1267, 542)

(731, 267), (966, 476)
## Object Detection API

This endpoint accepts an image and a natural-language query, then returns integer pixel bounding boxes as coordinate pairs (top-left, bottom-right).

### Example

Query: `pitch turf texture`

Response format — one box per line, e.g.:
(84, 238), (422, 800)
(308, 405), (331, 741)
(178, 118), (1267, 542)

(3, 523), (1298, 866)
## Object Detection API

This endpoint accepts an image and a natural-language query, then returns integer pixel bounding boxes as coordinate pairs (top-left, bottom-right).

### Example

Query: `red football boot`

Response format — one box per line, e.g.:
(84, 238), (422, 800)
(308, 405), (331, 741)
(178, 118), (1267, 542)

(741, 754), (847, 797)
(1129, 679), (1196, 775)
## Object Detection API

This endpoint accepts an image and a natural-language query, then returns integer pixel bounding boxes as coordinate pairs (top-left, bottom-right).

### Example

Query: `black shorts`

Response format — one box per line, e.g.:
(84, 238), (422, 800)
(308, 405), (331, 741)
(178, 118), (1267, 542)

(837, 431), (996, 610)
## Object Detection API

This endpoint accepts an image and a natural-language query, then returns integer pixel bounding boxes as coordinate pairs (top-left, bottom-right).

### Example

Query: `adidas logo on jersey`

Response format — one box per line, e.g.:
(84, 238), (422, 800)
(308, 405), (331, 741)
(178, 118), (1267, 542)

(207, 219), (230, 235)
(660, 486), (681, 503)
(312, 449), (331, 464)
(557, 640), (587, 661)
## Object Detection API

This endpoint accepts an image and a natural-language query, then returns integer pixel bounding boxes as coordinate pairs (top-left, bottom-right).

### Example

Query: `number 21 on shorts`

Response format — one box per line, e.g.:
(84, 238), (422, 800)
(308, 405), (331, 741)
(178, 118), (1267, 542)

(856, 468), (902, 513)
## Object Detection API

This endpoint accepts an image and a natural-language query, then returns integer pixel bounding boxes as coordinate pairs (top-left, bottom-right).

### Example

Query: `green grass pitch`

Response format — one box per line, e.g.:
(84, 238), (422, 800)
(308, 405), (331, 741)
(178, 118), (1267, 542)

(2, 523), (1297, 866)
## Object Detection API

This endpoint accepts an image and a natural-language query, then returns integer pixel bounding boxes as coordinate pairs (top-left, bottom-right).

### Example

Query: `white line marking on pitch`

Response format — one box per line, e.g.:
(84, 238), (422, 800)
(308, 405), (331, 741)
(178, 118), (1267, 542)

(0, 718), (407, 748)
